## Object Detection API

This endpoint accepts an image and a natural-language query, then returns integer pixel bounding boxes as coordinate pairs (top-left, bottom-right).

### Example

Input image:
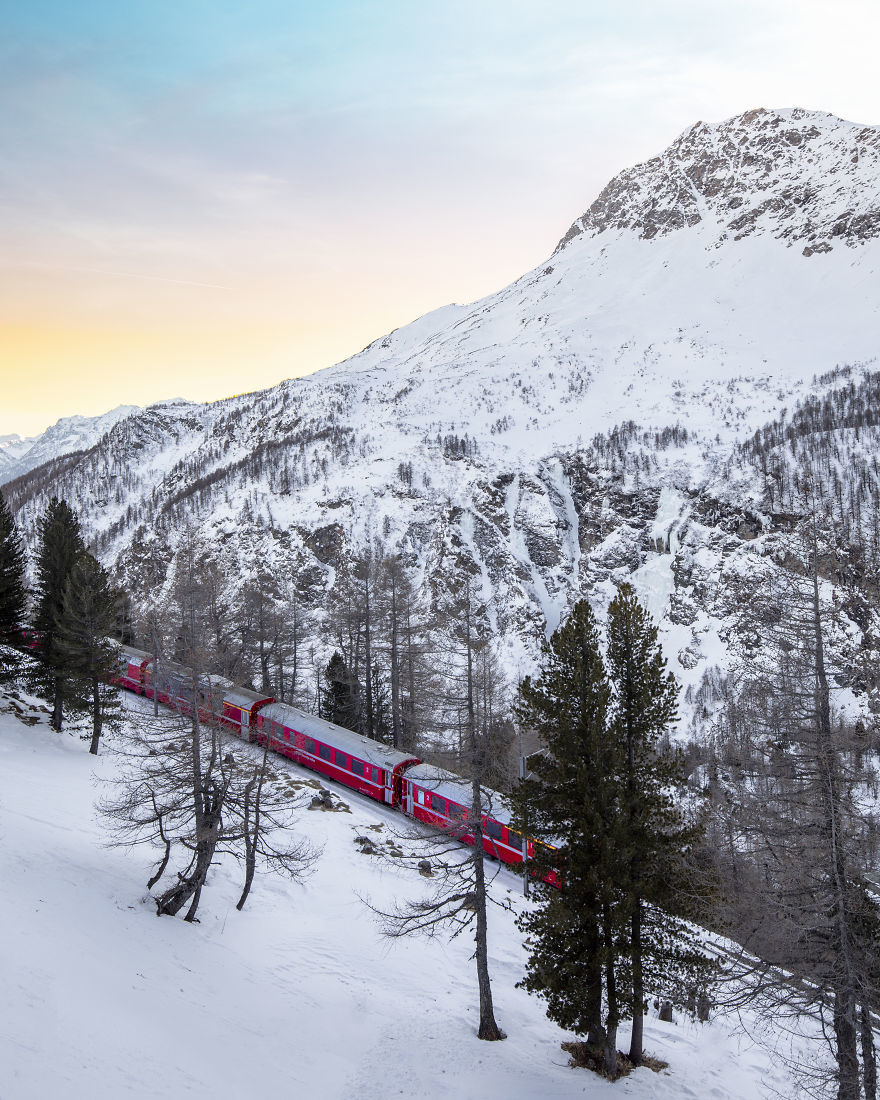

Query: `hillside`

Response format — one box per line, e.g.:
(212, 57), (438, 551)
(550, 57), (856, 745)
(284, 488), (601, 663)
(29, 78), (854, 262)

(0, 690), (815, 1100)
(5, 107), (880, 731)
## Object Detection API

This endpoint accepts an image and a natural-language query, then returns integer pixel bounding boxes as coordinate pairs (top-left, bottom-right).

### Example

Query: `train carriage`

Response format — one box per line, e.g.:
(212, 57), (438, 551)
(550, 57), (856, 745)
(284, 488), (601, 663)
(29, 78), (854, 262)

(115, 645), (152, 693)
(254, 703), (420, 807)
(402, 763), (526, 868)
(147, 662), (233, 722)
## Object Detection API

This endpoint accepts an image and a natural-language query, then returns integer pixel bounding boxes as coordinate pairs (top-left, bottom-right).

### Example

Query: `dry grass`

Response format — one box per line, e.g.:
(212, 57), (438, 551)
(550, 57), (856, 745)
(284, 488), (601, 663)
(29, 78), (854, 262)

(639, 1052), (670, 1073)
(561, 1042), (669, 1081)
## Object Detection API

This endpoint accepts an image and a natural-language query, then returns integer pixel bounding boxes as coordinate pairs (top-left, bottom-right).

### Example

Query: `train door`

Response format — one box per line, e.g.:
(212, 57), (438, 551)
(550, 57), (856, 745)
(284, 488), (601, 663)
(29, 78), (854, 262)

(391, 758), (421, 811)
(392, 769), (404, 808)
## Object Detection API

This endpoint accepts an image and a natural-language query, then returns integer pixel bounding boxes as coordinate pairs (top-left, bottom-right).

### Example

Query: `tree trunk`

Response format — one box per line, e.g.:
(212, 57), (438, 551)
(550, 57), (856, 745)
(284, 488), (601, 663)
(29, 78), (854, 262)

(51, 677), (63, 731)
(259, 631), (270, 695)
(155, 695), (223, 920)
(147, 811), (172, 891)
(810, 529), (860, 1100)
(603, 902), (620, 1078)
(623, 653), (644, 1067)
(363, 575), (374, 740)
(471, 769), (503, 1040)
(584, 918), (605, 1048)
(237, 735), (269, 911)
(862, 1003), (877, 1100)
(288, 606), (299, 704)
(834, 990), (860, 1100)
(465, 594), (503, 1041)
(390, 576), (401, 749)
(89, 678), (102, 755)
(405, 606), (417, 749)
(155, 810), (220, 919)
(237, 771), (257, 911)
(628, 898), (644, 1065)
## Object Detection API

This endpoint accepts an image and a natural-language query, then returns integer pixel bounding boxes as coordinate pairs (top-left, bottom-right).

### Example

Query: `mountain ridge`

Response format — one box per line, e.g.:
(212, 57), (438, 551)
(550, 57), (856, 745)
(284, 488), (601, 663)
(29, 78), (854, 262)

(556, 106), (880, 253)
(6, 106), (880, 733)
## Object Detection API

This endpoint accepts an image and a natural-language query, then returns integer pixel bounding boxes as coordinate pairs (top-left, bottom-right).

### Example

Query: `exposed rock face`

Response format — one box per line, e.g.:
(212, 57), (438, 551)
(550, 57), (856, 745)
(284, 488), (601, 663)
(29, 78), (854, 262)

(555, 108), (880, 255)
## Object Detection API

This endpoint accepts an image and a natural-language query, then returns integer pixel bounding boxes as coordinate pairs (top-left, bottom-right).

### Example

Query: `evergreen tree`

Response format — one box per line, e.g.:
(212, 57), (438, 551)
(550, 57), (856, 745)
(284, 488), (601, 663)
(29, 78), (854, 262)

(320, 651), (360, 730)
(56, 553), (121, 754)
(32, 498), (86, 729)
(514, 600), (622, 1074)
(605, 583), (713, 1065)
(0, 489), (27, 682)
(515, 594), (713, 1077)
(370, 666), (393, 745)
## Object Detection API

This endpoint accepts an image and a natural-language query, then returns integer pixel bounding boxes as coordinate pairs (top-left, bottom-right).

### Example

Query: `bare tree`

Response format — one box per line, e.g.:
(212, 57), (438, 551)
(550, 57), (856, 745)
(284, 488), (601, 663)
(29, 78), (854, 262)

(704, 505), (880, 1100)
(102, 697), (318, 919)
(231, 721), (320, 911)
(370, 576), (510, 1041)
(103, 526), (319, 921)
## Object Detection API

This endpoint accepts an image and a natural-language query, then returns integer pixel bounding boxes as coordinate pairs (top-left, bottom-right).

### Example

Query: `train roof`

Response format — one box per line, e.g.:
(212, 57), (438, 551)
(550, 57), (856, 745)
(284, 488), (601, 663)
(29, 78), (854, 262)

(120, 645), (152, 665)
(223, 688), (274, 710)
(259, 702), (420, 772)
(404, 763), (514, 826)
(152, 661), (234, 692)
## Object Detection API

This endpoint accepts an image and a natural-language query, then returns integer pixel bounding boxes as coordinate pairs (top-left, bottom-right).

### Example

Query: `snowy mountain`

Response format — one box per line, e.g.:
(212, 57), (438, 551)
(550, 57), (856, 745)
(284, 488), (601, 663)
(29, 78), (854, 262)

(556, 106), (880, 253)
(0, 405), (141, 486)
(6, 107), (880, 727)
(0, 433), (34, 481)
(0, 401), (202, 487)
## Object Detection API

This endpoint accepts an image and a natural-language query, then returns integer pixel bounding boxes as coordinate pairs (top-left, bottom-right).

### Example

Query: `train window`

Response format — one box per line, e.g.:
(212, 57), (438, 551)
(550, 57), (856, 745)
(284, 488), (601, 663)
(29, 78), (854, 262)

(303, 737), (316, 755)
(416, 788), (425, 805)
(447, 803), (466, 822)
(351, 759), (364, 777)
(335, 749), (348, 768)
(485, 819), (503, 840)
(507, 830), (522, 849)
(430, 794), (445, 814)
(319, 743), (332, 761)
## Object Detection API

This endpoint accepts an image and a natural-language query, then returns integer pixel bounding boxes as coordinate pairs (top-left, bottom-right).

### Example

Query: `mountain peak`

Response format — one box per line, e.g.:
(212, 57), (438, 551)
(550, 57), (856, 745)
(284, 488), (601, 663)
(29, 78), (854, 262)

(556, 107), (880, 255)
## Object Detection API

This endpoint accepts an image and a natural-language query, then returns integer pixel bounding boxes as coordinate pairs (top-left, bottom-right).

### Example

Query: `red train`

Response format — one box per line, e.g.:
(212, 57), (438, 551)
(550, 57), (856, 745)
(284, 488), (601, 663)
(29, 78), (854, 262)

(115, 646), (530, 870)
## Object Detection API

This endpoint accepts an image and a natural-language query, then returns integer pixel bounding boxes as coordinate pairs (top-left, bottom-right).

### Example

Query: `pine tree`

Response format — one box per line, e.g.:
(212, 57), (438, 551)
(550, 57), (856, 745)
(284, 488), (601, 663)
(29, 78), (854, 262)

(55, 553), (121, 754)
(32, 498), (86, 729)
(514, 599), (622, 1075)
(605, 583), (713, 1065)
(515, 595), (713, 1077)
(320, 651), (360, 730)
(0, 489), (27, 682)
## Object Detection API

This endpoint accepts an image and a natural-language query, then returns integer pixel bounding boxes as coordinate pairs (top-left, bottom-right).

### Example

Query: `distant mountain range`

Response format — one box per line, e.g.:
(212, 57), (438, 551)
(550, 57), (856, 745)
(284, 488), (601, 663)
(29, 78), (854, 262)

(0, 402), (197, 486)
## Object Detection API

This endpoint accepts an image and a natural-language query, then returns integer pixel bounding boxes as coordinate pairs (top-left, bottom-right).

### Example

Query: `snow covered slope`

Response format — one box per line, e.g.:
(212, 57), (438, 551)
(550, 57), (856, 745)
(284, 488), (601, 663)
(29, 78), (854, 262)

(0, 692), (821, 1100)
(0, 405), (140, 486)
(6, 107), (880, 725)
(0, 434), (34, 482)
(0, 402), (201, 487)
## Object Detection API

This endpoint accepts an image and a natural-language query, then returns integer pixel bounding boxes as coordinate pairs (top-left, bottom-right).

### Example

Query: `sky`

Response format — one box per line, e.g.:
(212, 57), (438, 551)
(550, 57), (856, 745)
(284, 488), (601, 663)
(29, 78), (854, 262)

(1, 0), (879, 438)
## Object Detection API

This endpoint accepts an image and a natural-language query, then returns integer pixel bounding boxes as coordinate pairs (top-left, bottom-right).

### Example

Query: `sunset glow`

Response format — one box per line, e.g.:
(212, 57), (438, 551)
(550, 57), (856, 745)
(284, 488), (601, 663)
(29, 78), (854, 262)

(2, 0), (879, 436)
